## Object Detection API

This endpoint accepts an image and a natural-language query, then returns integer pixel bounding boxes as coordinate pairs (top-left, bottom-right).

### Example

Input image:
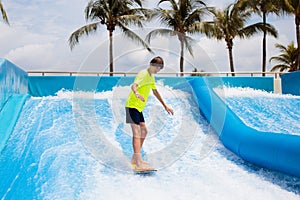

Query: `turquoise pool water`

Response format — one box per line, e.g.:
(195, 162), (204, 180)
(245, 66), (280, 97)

(0, 85), (299, 199)
(214, 87), (300, 135)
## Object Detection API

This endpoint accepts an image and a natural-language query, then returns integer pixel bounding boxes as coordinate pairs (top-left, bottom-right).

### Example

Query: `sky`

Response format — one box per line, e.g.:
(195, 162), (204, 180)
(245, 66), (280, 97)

(0, 0), (295, 74)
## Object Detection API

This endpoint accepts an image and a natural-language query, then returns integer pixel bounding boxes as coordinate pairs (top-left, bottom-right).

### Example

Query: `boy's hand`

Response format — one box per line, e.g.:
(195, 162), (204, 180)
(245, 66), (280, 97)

(135, 92), (145, 102)
(165, 105), (174, 115)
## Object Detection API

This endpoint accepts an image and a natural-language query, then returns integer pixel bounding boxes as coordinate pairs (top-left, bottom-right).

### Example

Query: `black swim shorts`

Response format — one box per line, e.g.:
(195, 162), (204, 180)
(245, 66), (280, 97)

(125, 107), (145, 125)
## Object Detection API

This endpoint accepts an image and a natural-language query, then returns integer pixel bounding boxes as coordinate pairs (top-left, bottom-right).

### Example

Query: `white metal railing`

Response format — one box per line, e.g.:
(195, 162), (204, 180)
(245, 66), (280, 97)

(26, 71), (285, 78)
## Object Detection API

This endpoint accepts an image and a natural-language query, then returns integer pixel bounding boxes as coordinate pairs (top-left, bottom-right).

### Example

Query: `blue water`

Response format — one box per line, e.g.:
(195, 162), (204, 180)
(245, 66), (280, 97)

(0, 86), (300, 200)
(214, 87), (300, 135)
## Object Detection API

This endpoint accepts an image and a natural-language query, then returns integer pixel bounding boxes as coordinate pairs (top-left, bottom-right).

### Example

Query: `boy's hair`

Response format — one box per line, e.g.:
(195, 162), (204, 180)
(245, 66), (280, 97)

(150, 56), (164, 69)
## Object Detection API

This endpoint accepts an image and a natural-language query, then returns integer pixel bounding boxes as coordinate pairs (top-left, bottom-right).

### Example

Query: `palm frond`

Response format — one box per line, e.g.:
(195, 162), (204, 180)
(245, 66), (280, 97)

(184, 35), (195, 56)
(269, 42), (297, 72)
(284, 0), (297, 12)
(133, 8), (154, 20)
(145, 28), (175, 43)
(185, 6), (211, 27)
(193, 0), (207, 7)
(118, 14), (144, 27)
(270, 64), (290, 72)
(119, 23), (153, 53)
(85, 0), (108, 22)
(69, 22), (100, 50)
(274, 43), (287, 51)
(128, 0), (143, 8)
(241, 22), (278, 38)
(0, 3), (9, 25)
(187, 21), (210, 35)
(269, 55), (289, 63)
(156, 8), (176, 27)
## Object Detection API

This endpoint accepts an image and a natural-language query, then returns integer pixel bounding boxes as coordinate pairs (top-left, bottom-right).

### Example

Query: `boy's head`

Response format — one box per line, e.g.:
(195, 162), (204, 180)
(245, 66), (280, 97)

(150, 56), (164, 69)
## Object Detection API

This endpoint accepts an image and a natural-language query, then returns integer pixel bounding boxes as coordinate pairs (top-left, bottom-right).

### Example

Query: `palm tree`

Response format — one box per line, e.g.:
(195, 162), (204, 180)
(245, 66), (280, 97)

(236, 0), (280, 76)
(69, 0), (152, 76)
(145, 0), (212, 76)
(282, 0), (300, 70)
(0, 1), (9, 25)
(269, 42), (297, 72)
(202, 3), (277, 76)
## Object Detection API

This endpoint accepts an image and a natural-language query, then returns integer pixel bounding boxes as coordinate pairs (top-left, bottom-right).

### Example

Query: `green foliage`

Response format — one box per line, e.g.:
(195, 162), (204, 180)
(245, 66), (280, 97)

(270, 42), (297, 72)
(146, 0), (213, 74)
(68, 0), (152, 75)
(201, 2), (277, 74)
(282, 0), (300, 70)
(68, 0), (299, 74)
(69, 0), (150, 50)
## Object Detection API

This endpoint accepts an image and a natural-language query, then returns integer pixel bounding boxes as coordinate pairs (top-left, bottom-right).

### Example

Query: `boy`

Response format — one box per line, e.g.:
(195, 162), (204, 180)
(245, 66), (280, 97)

(125, 56), (174, 171)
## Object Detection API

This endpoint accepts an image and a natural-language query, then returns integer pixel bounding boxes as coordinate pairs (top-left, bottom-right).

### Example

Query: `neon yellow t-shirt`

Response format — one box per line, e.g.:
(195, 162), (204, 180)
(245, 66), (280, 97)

(125, 69), (156, 112)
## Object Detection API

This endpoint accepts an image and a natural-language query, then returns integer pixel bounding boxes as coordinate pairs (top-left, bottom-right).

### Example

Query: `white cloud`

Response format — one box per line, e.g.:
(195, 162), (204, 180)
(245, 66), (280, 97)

(0, 23), (54, 51)
(6, 43), (56, 70)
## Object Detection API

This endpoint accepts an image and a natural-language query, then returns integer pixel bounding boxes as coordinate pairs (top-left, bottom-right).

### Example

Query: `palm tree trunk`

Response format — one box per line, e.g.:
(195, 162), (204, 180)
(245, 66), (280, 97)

(109, 29), (114, 76)
(296, 15), (300, 71)
(227, 39), (235, 76)
(262, 12), (267, 76)
(180, 37), (184, 76)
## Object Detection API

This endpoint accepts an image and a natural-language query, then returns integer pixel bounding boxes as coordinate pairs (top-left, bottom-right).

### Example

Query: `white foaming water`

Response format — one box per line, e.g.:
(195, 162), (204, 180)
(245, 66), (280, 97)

(1, 85), (300, 200)
(214, 86), (299, 99)
(214, 86), (300, 135)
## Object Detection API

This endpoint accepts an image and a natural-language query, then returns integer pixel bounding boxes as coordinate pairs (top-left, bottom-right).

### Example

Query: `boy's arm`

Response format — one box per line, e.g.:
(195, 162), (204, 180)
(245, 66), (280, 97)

(152, 89), (174, 115)
(131, 83), (145, 102)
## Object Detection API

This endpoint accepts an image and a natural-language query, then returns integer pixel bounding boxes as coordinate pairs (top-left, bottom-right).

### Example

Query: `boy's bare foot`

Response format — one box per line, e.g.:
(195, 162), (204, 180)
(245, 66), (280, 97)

(131, 153), (149, 165)
(131, 159), (149, 166)
(132, 163), (155, 172)
(131, 153), (155, 171)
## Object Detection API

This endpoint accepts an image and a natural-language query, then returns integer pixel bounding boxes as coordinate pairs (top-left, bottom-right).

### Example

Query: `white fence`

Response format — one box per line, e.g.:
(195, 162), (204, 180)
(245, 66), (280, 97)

(27, 71), (285, 78)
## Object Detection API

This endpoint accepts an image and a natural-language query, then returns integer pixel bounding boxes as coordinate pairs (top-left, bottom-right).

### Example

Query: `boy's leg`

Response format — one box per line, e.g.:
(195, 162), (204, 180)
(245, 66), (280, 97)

(130, 123), (154, 170)
(139, 122), (147, 149)
(138, 122), (150, 165)
(131, 123), (143, 167)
